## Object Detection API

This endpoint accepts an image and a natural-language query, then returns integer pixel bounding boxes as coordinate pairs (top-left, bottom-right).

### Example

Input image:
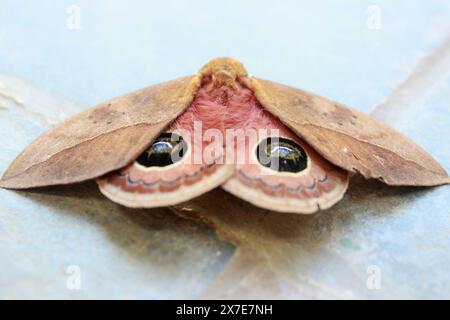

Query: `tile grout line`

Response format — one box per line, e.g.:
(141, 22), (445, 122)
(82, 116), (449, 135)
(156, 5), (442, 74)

(371, 35), (450, 122)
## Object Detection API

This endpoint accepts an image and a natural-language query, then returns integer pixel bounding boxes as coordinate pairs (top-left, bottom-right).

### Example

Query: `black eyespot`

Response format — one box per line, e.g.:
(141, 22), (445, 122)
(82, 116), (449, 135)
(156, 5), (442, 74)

(136, 132), (187, 167)
(256, 137), (308, 173)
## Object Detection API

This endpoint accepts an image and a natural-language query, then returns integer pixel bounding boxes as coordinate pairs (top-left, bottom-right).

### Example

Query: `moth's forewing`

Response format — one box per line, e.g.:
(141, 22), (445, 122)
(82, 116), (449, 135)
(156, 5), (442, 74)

(0, 76), (200, 189)
(252, 78), (450, 186)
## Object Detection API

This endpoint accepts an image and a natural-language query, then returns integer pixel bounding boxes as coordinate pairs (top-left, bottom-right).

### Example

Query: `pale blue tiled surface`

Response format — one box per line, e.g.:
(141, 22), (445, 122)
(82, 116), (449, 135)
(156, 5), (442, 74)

(0, 0), (449, 110)
(0, 1), (449, 299)
(351, 81), (450, 298)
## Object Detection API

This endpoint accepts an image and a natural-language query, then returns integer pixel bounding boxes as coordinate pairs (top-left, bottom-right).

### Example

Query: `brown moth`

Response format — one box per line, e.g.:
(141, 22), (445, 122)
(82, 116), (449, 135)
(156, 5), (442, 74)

(1, 57), (448, 214)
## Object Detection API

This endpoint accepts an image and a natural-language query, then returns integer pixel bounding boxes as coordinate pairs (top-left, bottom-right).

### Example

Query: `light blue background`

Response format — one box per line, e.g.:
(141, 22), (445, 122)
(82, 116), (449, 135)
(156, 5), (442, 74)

(1, 0), (449, 110)
(1, 0), (450, 299)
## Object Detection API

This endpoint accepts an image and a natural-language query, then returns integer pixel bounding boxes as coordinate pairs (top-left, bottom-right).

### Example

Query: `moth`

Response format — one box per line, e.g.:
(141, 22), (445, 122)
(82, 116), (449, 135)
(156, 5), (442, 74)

(1, 57), (448, 214)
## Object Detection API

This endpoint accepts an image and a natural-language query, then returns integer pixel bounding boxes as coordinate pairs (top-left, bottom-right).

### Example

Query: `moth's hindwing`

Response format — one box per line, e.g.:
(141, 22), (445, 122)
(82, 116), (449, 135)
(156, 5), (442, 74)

(97, 107), (234, 208)
(222, 108), (349, 214)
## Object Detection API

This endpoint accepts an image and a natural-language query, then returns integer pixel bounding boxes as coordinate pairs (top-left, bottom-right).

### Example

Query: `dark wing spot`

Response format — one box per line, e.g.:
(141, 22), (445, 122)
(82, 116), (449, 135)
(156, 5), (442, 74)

(256, 137), (308, 173)
(136, 132), (188, 167)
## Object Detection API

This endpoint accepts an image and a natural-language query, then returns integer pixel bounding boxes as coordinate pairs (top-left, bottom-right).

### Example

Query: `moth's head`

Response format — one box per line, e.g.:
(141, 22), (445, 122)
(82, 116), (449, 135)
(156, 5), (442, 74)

(199, 57), (248, 87)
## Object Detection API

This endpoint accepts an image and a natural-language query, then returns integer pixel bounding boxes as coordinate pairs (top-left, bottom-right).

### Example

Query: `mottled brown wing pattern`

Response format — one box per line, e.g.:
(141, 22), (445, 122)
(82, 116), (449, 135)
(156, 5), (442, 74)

(0, 76), (199, 188)
(251, 78), (449, 186)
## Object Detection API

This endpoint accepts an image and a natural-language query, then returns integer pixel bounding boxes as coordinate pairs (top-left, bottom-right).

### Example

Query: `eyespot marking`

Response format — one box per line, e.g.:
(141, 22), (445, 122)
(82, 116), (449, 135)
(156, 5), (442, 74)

(136, 132), (188, 168)
(256, 137), (308, 173)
